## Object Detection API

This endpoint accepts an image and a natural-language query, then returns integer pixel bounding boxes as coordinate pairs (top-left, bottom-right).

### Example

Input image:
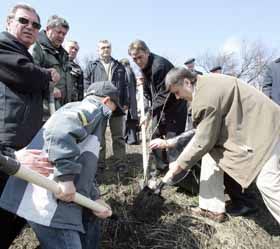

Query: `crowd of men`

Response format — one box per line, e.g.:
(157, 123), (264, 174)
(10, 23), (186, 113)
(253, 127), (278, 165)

(0, 3), (279, 249)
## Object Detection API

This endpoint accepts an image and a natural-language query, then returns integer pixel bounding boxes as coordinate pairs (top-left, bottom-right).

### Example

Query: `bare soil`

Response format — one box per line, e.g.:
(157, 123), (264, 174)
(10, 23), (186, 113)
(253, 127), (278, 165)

(10, 133), (280, 249)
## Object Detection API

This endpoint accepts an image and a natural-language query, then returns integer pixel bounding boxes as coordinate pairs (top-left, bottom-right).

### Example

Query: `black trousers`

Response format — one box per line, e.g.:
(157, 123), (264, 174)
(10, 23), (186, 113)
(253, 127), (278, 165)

(0, 172), (26, 248)
(224, 172), (256, 208)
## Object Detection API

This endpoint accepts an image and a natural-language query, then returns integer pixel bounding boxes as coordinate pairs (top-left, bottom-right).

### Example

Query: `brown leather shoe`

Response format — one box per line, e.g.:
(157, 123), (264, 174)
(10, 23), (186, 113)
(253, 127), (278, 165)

(189, 206), (227, 223)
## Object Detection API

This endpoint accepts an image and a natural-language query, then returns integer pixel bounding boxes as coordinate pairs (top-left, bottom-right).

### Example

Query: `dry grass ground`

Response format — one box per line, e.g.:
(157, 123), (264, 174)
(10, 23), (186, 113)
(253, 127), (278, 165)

(10, 132), (280, 249)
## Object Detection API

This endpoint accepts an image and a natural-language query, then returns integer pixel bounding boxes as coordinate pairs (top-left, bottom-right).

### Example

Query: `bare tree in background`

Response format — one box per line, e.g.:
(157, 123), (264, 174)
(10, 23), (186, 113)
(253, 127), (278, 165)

(197, 39), (277, 88)
(197, 51), (238, 76)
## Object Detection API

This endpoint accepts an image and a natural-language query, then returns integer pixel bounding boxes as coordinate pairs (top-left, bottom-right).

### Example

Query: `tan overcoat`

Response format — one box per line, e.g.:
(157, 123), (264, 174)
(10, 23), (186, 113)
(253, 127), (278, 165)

(176, 74), (280, 188)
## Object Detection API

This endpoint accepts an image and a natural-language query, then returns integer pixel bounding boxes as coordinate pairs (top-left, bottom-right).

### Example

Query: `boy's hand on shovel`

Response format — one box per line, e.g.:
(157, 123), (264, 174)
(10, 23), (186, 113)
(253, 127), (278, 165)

(55, 181), (76, 202)
(92, 199), (112, 219)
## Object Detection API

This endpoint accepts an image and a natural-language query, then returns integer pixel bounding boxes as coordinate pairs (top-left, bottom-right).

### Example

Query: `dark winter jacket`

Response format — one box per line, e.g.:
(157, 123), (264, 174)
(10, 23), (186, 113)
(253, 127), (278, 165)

(124, 65), (138, 120)
(262, 58), (280, 105)
(142, 53), (187, 132)
(30, 31), (72, 106)
(84, 57), (128, 111)
(0, 31), (51, 149)
(69, 60), (84, 101)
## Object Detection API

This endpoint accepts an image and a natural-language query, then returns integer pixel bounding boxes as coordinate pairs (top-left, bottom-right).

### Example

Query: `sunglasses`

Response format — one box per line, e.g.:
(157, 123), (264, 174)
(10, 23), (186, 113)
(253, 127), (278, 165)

(15, 17), (41, 30)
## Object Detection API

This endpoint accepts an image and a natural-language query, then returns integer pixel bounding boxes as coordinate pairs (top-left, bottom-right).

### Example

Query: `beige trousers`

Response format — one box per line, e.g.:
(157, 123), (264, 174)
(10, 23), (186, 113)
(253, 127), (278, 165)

(199, 153), (225, 213)
(199, 139), (280, 224)
(256, 139), (280, 224)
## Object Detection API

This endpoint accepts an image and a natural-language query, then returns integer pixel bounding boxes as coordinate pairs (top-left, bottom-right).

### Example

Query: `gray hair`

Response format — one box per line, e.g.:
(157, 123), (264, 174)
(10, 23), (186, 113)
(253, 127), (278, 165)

(165, 67), (197, 90)
(98, 39), (111, 45)
(65, 40), (79, 48)
(128, 39), (150, 55)
(66, 40), (78, 45)
(7, 3), (40, 23)
(47, 15), (69, 30)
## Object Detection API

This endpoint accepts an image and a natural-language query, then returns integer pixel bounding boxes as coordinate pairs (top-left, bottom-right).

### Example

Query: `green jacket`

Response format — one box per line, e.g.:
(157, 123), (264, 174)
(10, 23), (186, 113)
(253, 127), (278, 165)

(30, 31), (72, 108)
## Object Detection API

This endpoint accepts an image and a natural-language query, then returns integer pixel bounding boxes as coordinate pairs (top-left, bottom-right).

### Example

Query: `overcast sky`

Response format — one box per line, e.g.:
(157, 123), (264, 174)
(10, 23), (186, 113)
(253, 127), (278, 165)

(1, 0), (279, 68)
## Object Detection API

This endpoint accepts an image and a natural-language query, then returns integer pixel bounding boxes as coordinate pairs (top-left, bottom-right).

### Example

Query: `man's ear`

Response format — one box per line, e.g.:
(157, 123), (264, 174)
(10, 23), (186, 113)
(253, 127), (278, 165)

(6, 17), (12, 31)
(46, 26), (52, 34)
(183, 78), (191, 87)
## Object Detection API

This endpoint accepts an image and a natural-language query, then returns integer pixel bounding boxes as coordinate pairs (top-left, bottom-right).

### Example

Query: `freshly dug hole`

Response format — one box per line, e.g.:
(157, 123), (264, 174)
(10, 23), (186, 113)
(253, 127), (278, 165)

(132, 186), (165, 223)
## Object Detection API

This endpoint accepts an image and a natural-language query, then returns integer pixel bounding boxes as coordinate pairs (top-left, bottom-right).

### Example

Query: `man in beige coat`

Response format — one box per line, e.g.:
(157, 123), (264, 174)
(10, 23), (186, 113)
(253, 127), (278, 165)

(161, 67), (280, 224)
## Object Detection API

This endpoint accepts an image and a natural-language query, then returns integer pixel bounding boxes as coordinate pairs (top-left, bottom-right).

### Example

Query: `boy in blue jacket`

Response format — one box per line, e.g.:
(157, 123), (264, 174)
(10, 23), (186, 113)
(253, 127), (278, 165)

(28, 81), (124, 249)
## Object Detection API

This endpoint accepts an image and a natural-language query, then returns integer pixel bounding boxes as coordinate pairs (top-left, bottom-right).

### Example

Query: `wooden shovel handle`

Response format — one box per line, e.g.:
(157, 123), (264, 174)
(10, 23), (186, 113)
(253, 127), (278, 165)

(15, 165), (109, 213)
(138, 83), (149, 184)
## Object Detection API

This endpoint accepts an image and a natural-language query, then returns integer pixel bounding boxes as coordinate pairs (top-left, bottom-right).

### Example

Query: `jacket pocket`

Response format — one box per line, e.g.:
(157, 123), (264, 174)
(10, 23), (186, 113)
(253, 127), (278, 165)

(4, 90), (29, 125)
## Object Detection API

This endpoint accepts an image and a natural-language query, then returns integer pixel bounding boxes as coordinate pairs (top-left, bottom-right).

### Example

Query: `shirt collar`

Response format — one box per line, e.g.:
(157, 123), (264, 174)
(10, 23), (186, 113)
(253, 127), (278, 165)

(192, 75), (201, 100)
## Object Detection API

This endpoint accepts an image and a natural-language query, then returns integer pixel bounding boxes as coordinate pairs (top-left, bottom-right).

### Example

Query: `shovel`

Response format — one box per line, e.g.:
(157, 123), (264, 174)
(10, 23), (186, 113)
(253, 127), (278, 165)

(137, 80), (149, 186)
(0, 154), (109, 213)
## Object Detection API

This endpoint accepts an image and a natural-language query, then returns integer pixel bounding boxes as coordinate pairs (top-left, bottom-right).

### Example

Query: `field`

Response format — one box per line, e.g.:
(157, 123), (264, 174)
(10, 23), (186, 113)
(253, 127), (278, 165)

(10, 132), (280, 249)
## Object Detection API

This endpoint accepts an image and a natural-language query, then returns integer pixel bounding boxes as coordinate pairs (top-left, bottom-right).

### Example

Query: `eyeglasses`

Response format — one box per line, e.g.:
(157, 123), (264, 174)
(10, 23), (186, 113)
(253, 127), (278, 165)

(14, 17), (41, 30)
